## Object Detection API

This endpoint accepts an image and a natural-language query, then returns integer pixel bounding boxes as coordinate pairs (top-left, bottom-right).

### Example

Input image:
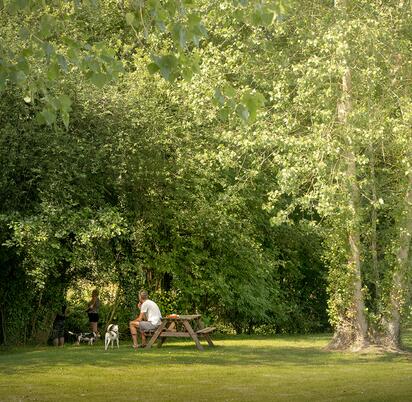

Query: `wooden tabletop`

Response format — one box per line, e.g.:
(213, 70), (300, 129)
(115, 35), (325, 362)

(164, 314), (201, 320)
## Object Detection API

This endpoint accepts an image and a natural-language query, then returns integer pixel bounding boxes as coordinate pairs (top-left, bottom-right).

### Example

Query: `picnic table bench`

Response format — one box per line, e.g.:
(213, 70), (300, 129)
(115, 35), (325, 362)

(145, 314), (215, 351)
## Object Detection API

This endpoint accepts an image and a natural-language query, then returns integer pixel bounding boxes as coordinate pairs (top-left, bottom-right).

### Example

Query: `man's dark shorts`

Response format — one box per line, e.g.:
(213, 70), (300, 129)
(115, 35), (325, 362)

(52, 320), (65, 338)
(88, 312), (99, 323)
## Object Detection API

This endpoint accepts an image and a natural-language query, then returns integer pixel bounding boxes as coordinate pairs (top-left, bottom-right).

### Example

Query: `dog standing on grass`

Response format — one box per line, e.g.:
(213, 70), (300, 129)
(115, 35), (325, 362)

(69, 331), (97, 345)
(104, 324), (119, 351)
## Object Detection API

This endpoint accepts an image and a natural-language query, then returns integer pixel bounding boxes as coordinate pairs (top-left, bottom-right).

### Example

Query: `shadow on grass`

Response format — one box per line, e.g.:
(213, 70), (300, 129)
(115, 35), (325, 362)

(1, 333), (411, 376)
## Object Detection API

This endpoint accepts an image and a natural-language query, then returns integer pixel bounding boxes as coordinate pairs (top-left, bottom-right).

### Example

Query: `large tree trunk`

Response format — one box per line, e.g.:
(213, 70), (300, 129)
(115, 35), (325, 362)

(344, 144), (369, 349)
(328, 3), (369, 348)
(328, 141), (369, 350)
(383, 172), (412, 349)
(376, 49), (412, 349)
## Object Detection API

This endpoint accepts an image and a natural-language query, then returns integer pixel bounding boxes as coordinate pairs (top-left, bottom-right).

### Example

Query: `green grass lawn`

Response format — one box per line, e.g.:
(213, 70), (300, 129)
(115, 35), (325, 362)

(1, 331), (412, 402)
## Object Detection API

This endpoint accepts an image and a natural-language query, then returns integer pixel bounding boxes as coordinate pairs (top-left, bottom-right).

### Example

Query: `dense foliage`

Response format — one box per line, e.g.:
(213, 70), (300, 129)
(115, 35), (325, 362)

(0, 0), (328, 344)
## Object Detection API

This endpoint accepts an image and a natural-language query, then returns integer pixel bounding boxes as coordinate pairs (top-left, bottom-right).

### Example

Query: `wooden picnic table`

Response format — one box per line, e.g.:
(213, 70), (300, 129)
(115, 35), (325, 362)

(146, 314), (215, 351)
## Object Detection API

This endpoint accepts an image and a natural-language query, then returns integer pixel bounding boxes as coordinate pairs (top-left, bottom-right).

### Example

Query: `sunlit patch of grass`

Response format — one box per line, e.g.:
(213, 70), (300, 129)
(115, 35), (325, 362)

(1, 333), (412, 401)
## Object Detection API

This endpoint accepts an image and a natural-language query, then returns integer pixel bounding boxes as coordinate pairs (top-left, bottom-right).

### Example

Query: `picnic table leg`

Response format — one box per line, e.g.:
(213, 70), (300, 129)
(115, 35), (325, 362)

(157, 336), (166, 348)
(146, 321), (166, 349)
(157, 321), (175, 348)
(203, 334), (214, 347)
(182, 321), (204, 351)
(196, 318), (214, 347)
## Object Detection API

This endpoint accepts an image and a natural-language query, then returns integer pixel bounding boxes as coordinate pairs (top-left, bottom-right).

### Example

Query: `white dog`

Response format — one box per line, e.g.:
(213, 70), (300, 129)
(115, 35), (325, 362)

(104, 324), (119, 351)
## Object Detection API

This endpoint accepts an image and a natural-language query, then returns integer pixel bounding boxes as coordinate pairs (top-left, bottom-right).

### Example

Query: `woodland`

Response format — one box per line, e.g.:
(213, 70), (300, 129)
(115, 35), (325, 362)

(0, 0), (411, 352)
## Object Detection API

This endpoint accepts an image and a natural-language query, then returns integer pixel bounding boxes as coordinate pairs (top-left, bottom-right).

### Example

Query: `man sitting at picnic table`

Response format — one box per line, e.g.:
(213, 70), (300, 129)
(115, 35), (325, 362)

(129, 290), (162, 349)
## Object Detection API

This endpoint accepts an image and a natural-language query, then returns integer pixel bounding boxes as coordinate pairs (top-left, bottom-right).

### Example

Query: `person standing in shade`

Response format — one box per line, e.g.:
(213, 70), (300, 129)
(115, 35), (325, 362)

(87, 289), (100, 336)
(52, 305), (66, 347)
(129, 290), (162, 349)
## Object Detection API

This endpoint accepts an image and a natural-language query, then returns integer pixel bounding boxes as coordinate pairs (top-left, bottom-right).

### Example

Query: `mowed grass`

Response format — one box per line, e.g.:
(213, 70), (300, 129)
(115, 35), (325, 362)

(1, 331), (412, 402)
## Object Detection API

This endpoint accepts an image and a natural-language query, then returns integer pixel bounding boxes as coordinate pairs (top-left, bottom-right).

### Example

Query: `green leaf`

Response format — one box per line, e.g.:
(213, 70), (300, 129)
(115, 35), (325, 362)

(41, 109), (56, 125)
(249, 6), (275, 27)
(242, 92), (265, 121)
(67, 47), (79, 65)
(57, 54), (68, 72)
(22, 47), (33, 58)
(223, 85), (236, 98)
(172, 23), (186, 49)
(187, 13), (201, 26)
(182, 67), (193, 82)
(153, 54), (178, 82)
(125, 12), (135, 26)
(147, 62), (160, 74)
(214, 88), (225, 106)
(187, 14), (207, 44)
(39, 14), (57, 40)
(11, 70), (26, 87)
(261, 9), (274, 26)
(191, 35), (200, 47)
(164, 1), (177, 17)
(63, 37), (81, 49)
(251, 10), (263, 26)
(42, 42), (55, 62)
(47, 62), (60, 80)
(9, 0), (28, 12)
(234, 9), (245, 22)
(84, 58), (100, 73)
(61, 111), (70, 129)
(17, 57), (29, 74)
(59, 94), (72, 112)
(236, 104), (249, 121)
(19, 27), (30, 40)
(48, 96), (60, 111)
(218, 107), (230, 121)
(90, 72), (107, 88)
(35, 111), (45, 125)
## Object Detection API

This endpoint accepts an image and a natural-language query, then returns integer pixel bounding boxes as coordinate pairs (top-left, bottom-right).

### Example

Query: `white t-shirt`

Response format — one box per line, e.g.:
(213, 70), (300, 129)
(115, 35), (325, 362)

(141, 300), (162, 326)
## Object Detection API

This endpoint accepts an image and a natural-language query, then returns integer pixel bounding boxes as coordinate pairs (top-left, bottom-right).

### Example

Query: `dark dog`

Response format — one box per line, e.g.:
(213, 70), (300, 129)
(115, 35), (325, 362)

(68, 331), (97, 345)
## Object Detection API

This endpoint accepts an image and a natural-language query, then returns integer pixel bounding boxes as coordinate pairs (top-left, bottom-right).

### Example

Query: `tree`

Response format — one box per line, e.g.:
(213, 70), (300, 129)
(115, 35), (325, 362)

(328, 0), (368, 350)
(260, 0), (412, 350)
(1, 0), (329, 344)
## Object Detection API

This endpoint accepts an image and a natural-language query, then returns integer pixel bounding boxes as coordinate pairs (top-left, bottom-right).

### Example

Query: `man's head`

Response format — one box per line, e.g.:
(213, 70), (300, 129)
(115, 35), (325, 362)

(139, 290), (148, 303)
